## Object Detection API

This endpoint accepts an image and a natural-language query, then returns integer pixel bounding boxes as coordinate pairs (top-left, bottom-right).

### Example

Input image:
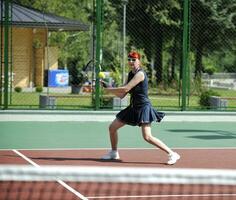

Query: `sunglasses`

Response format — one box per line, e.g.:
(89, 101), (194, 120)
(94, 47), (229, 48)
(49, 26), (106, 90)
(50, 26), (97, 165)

(128, 58), (136, 62)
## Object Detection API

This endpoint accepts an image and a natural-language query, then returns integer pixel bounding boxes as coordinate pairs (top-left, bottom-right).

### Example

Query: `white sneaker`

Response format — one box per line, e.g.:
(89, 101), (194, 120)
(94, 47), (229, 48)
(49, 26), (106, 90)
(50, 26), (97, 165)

(101, 150), (120, 160)
(167, 152), (180, 165)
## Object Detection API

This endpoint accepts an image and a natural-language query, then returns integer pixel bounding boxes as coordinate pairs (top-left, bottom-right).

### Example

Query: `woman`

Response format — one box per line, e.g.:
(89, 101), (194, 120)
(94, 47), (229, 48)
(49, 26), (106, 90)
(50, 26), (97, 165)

(101, 51), (180, 165)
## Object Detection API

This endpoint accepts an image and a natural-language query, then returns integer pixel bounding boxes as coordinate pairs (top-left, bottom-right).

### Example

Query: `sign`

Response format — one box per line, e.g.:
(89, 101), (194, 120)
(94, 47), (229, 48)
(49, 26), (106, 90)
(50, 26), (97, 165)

(48, 70), (69, 87)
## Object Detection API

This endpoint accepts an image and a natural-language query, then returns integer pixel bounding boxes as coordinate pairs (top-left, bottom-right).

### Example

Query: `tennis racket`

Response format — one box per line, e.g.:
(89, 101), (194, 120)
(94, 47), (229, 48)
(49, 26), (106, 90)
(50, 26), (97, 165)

(100, 80), (112, 88)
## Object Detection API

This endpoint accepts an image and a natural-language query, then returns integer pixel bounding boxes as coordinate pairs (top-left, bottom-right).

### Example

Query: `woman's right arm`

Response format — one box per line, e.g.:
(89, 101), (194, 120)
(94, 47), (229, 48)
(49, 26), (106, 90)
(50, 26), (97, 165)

(104, 71), (144, 98)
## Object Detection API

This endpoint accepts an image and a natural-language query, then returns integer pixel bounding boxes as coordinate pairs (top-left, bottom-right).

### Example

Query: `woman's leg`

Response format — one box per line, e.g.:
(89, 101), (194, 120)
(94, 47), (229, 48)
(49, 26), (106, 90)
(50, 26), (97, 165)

(141, 123), (180, 164)
(101, 118), (125, 160)
(109, 118), (125, 150)
(141, 123), (173, 154)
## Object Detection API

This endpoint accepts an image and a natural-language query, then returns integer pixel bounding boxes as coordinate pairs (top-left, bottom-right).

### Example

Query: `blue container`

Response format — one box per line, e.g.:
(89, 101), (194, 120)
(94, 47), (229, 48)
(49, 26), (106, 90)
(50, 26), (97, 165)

(48, 70), (69, 87)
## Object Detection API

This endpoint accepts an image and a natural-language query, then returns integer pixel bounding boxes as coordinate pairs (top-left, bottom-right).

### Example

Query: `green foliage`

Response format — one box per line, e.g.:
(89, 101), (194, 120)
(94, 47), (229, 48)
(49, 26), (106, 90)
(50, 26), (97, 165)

(14, 87), (22, 93)
(32, 38), (42, 48)
(101, 96), (113, 108)
(204, 67), (216, 75)
(35, 86), (43, 93)
(67, 58), (88, 86)
(110, 69), (121, 87)
(190, 76), (203, 96)
(220, 50), (236, 72)
(199, 89), (220, 108)
(202, 56), (217, 75)
(190, 0), (236, 77)
(70, 71), (88, 86)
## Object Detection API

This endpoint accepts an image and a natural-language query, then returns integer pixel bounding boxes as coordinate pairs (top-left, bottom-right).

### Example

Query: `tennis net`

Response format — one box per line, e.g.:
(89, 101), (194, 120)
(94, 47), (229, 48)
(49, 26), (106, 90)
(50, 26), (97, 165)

(0, 165), (236, 200)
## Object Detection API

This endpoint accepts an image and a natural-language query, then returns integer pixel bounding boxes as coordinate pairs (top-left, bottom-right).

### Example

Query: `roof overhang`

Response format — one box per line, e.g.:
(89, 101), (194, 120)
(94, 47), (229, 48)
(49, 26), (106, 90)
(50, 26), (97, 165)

(1, 2), (90, 31)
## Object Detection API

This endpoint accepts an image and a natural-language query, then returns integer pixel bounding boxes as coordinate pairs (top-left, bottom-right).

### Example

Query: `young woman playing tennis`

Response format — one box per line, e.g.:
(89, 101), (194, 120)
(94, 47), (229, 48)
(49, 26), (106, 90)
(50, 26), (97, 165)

(101, 51), (180, 165)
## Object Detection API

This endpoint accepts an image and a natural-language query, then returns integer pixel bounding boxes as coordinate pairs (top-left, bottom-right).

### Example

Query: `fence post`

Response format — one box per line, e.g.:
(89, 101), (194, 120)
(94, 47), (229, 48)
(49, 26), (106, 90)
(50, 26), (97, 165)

(181, 0), (190, 111)
(95, 0), (102, 110)
(3, 0), (10, 109)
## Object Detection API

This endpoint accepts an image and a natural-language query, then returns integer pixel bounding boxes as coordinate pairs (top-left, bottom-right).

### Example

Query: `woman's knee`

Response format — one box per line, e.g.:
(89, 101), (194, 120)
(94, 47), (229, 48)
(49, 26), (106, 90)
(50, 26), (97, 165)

(141, 124), (152, 142)
(109, 119), (124, 133)
(109, 123), (116, 133)
(143, 134), (152, 142)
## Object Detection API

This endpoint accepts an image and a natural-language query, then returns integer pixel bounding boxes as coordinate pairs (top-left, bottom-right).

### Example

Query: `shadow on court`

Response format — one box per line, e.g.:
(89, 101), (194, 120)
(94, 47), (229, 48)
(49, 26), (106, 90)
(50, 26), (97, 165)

(28, 156), (166, 165)
(167, 129), (236, 140)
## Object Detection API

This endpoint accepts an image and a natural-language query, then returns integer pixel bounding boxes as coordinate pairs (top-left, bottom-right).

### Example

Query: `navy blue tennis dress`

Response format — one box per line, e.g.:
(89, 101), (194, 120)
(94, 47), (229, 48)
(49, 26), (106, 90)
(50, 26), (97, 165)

(116, 68), (165, 126)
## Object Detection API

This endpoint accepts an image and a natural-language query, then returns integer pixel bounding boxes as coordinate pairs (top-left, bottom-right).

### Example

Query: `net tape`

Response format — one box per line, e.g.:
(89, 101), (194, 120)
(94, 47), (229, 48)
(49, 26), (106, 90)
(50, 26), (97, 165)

(1, 165), (236, 185)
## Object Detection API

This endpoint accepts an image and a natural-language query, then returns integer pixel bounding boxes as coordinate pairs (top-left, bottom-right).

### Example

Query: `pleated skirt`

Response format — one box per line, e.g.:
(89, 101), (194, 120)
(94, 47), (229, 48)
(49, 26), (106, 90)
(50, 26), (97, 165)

(116, 104), (165, 126)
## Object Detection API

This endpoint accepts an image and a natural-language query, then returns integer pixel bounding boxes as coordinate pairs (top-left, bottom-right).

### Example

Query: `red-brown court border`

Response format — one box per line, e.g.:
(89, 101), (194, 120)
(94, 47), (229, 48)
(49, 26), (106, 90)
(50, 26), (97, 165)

(1, 148), (236, 169)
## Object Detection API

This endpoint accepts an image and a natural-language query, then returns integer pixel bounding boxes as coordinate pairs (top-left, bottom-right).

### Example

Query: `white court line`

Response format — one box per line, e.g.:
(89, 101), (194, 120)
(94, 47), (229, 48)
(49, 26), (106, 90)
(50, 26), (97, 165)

(12, 149), (40, 168)
(12, 149), (88, 200)
(1, 112), (236, 122)
(87, 193), (236, 199)
(2, 147), (236, 151)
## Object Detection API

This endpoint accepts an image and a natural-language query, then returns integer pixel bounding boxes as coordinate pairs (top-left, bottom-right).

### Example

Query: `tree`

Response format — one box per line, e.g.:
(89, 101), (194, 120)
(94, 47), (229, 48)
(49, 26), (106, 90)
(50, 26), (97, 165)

(108, 0), (181, 86)
(191, 0), (236, 77)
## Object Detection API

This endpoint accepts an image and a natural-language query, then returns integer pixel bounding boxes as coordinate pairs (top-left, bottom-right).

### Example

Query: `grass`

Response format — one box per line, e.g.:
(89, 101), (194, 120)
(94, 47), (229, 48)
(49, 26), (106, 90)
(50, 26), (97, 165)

(4, 88), (236, 111)
(213, 88), (236, 97)
(8, 92), (93, 109)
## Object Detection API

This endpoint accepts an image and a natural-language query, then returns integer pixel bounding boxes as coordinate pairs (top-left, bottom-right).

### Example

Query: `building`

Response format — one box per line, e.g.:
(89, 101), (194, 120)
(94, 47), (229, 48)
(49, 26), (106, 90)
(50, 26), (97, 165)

(0, 2), (89, 88)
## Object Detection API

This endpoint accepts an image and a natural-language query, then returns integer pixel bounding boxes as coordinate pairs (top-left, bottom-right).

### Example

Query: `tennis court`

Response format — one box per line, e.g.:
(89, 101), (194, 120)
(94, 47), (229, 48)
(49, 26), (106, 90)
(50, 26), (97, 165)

(1, 111), (236, 199)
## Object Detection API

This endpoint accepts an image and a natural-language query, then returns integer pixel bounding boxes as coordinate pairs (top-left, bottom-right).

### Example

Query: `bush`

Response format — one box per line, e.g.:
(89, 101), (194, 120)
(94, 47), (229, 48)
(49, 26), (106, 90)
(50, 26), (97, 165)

(199, 89), (220, 109)
(14, 86), (22, 93)
(191, 76), (203, 96)
(35, 86), (43, 93)
(204, 67), (216, 75)
(101, 96), (113, 108)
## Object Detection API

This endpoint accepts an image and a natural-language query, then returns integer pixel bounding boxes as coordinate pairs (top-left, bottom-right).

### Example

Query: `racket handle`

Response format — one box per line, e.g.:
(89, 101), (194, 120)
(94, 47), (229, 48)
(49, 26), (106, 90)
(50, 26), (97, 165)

(100, 80), (111, 88)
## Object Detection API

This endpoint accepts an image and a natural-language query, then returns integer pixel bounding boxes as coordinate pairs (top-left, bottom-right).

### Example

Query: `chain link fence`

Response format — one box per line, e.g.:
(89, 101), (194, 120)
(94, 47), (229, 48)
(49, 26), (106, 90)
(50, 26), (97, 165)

(101, 0), (236, 111)
(1, 0), (236, 111)
(188, 0), (236, 111)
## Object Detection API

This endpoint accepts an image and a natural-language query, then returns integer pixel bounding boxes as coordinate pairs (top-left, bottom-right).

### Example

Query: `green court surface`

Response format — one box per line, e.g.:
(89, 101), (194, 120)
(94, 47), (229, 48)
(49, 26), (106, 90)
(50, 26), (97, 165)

(1, 121), (236, 149)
